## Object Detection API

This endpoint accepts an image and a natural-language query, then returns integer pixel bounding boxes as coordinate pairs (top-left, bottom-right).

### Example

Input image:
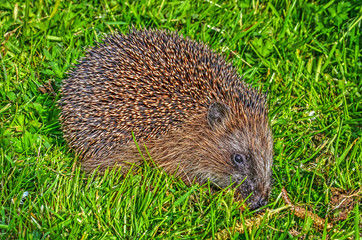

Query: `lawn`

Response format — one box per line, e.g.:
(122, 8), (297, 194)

(0, 0), (361, 239)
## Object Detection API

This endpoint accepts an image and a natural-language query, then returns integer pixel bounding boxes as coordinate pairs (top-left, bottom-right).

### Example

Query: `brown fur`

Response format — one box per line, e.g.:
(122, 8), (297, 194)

(60, 29), (273, 210)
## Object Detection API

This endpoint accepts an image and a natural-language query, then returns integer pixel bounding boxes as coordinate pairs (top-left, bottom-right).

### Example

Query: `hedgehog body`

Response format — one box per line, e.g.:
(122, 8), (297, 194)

(60, 29), (273, 210)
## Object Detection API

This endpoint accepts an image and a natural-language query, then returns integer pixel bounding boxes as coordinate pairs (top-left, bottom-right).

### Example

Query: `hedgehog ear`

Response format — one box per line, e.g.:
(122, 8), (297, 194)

(207, 102), (231, 129)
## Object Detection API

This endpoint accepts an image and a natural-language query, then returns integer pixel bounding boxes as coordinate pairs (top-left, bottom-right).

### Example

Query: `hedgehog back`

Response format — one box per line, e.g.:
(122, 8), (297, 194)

(60, 29), (265, 158)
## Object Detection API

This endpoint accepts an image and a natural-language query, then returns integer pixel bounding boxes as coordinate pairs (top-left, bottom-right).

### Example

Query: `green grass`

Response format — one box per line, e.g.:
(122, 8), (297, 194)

(1, 0), (361, 239)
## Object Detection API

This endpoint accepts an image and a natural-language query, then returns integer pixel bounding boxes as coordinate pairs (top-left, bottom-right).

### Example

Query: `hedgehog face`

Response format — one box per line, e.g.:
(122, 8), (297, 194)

(226, 130), (273, 210)
(206, 102), (273, 210)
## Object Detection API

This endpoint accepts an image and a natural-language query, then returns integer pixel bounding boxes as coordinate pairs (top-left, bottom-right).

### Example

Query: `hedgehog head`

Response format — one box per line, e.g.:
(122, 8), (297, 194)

(194, 101), (273, 210)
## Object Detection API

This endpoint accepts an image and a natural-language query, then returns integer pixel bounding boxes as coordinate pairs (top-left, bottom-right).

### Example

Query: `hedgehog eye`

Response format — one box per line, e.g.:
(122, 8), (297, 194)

(233, 154), (246, 165)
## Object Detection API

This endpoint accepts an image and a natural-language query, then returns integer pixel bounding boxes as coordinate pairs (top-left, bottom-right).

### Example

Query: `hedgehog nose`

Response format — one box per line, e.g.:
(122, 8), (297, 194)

(251, 196), (268, 210)
(256, 196), (268, 208)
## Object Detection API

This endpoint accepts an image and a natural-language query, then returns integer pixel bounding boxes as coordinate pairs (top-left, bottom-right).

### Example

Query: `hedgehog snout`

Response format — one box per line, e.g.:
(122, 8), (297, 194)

(247, 194), (268, 210)
(232, 171), (271, 210)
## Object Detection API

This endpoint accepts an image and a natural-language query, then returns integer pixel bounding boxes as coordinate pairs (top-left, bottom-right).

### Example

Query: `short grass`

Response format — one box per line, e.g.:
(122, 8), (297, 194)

(1, 0), (361, 239)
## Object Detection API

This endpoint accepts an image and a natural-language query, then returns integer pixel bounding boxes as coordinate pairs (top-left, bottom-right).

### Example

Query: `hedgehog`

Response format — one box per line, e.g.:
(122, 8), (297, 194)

(59, 29), (273, 210)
